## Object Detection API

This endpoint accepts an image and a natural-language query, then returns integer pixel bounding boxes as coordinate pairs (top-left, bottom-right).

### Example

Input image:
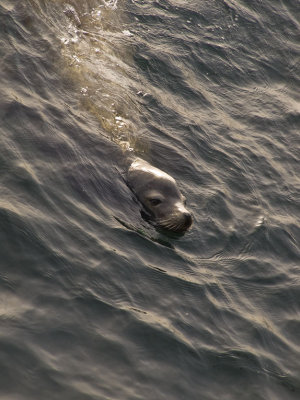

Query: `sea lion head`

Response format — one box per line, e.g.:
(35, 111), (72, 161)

(128, 158), (192, 233)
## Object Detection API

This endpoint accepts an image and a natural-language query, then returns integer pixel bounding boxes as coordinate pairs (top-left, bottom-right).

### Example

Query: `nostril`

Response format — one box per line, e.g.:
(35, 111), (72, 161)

(183, 212), (193, 227)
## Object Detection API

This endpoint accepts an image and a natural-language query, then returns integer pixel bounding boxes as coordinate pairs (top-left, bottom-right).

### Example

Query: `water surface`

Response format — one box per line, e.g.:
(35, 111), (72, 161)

(0, 0), (299, 399)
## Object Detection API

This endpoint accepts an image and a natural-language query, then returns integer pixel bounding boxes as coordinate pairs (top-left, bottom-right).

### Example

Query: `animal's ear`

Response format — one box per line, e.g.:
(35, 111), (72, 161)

(141, 209), (152, 222)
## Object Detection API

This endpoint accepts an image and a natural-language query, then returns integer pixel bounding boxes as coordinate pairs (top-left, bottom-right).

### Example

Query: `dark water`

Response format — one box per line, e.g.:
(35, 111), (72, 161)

(1, 0), (300, 399)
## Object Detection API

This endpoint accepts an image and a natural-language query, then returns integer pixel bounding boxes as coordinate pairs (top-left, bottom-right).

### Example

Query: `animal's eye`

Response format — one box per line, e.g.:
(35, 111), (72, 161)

(149, 198), (161, 206)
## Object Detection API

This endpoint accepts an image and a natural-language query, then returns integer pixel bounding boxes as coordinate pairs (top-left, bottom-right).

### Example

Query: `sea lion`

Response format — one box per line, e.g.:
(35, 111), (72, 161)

(128, 158), (192, 233)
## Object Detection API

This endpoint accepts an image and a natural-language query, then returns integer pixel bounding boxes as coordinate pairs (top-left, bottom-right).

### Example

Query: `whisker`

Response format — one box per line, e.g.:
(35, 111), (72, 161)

(155, 211), (191, 232)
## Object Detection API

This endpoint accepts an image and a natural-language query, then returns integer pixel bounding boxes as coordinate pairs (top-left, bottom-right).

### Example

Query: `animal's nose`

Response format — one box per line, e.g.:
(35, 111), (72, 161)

(183, 212), (193, 229)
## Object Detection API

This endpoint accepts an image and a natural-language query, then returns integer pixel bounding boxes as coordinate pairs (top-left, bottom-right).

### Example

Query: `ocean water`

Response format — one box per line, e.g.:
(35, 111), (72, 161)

(0, 0), (299, 399)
